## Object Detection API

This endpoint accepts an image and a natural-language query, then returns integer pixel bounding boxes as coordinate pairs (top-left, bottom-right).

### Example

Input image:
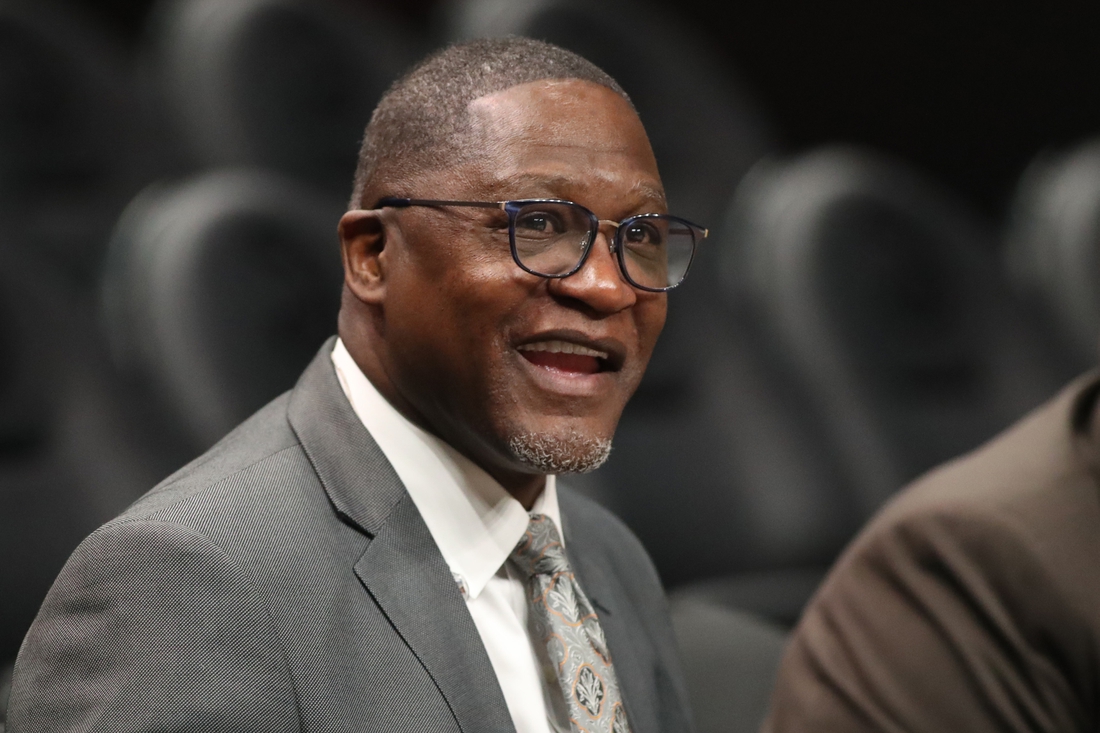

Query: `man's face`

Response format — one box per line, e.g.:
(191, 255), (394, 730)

(371, 79), (667, 483)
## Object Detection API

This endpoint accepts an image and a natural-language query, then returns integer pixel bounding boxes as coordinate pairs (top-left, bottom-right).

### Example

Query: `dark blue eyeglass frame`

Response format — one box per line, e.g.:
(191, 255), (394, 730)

(374, 196), (706, 292)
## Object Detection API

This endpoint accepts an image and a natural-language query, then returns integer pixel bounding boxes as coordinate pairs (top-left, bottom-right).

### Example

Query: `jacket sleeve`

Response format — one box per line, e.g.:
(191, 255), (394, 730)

(6, 519), (301, 733)
(762, 508), (1093, 733)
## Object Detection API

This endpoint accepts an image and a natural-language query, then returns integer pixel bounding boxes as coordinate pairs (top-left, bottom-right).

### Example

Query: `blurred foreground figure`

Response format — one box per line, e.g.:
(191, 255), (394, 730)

(7, 38), (702, 733)
(764, 371), (1100, 732)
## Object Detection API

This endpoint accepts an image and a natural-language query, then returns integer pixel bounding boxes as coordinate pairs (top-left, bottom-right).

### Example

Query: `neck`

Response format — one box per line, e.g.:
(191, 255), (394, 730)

(339, 318), (548, 511)
(495, 471), (546, 511)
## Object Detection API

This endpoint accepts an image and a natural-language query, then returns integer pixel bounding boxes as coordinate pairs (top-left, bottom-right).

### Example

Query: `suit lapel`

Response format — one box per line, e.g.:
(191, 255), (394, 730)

(288, 339), (515, 733)
(356, 495), (516, 733)
(288, 337), (405, 535)
(560, 493), (659, 733)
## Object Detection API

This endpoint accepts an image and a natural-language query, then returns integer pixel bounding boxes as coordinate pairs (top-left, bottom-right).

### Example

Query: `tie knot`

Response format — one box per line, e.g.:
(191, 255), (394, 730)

(511, 514), (570, 579)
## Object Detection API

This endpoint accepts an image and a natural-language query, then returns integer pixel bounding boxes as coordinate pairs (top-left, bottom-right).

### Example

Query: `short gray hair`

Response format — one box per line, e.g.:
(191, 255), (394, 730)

(349, 36), (633, 209)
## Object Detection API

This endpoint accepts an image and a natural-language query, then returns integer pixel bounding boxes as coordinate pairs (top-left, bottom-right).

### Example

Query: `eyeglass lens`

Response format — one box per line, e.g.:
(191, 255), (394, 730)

(511, 202), (695, 289)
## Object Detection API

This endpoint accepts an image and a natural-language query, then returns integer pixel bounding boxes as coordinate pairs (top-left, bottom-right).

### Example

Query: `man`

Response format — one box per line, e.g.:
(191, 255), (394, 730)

(764, 372), (1100, 732)
(7, 38), (703, 733)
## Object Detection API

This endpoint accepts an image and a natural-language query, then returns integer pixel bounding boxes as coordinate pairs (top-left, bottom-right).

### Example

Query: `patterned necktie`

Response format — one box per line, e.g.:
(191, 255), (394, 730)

(511, 514), (632, 733)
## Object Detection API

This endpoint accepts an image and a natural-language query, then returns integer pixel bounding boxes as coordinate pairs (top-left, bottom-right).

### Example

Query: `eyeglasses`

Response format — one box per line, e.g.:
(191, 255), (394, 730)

(375, 197), (707, 292)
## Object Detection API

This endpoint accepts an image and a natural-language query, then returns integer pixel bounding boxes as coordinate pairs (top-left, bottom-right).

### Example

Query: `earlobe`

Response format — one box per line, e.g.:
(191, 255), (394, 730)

(339, 209), (387, 304)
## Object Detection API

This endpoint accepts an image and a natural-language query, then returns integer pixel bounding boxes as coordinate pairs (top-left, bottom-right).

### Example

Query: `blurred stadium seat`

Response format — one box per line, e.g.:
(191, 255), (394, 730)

(1004, 137), (1100, 370)
(722, 146), (1078, 518)
(442, 0), (775, 227)
(100, 168), (345, 453)
(0, 248), (159, 665)
(147, 0), (420, 196)
(669, 595), (787, 733)
(0, 0), (166, 289)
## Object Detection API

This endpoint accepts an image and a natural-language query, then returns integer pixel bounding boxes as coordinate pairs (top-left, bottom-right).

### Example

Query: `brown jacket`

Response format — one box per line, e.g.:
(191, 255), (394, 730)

(764, 374), (1100, 733)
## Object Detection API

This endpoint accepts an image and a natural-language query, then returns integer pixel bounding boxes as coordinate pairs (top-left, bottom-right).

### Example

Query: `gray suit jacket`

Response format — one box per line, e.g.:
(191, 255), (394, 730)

(7, 339), (693, 733)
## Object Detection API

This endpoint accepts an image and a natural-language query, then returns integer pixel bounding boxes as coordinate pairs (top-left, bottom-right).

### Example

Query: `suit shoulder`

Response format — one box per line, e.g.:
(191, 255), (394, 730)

(119, 393), (302, 522)
(9, 516), (300, 733)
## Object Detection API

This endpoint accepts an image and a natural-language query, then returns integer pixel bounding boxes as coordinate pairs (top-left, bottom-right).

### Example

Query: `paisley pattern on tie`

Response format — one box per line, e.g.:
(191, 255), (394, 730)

(512, 514), (633, 733)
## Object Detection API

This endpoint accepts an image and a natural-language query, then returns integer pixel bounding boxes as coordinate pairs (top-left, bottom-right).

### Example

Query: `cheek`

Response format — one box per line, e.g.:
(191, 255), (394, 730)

(634, 295), (668, 358)
(435, 248), (528, 340)
(388, 244), (531, 382)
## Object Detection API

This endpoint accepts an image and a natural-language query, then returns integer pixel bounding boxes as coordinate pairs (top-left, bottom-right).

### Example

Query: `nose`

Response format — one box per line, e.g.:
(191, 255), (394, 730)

(546, 224), (637, 314)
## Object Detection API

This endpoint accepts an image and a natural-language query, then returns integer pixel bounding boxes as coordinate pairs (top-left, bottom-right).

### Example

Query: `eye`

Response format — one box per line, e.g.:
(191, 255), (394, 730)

(623, 220), (664, 246)
(515, 209), (567, 237)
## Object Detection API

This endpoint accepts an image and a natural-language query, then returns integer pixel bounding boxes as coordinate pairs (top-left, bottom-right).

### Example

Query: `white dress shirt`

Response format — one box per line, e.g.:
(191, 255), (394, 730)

(331, 339), (571, 733)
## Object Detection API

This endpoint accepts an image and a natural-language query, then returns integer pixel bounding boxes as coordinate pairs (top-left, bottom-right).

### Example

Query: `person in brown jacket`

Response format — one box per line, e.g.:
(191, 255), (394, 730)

(764, 374), (1100, 733)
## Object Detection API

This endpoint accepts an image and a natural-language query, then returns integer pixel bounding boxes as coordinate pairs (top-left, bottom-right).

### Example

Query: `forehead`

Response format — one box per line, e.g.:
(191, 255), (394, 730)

(461, 79), (665, 210)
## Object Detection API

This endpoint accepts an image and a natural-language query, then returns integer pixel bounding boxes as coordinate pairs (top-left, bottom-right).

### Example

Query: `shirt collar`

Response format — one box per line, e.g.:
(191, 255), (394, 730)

(330, 338), (561, 600)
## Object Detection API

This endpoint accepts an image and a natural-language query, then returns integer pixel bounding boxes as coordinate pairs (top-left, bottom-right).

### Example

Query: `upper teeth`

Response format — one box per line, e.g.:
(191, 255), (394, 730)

(518, 340), (609, 359)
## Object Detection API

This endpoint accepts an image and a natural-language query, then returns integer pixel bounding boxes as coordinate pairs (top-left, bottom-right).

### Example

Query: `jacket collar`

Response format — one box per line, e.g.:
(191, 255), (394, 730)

(287, 337), (407, 538)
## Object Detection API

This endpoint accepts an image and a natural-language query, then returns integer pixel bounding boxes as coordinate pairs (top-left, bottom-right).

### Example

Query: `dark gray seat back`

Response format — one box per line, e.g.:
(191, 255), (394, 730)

(669, 595), (788, 733)
(149, 0), (418, 195)
(0, 1), (163, 287)
(1004, 138), (1100, 369)
(101, 169), (345, 452)
(724, 146), (1074, 516)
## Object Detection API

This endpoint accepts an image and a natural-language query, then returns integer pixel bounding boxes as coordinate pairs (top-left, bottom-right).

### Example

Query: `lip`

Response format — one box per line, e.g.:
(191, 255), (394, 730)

(512, 329), (627, 371)
(510, 329), (627, 398)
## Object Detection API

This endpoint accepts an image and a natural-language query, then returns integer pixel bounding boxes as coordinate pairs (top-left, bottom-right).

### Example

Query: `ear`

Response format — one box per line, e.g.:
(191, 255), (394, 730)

(339, 209), (389, 304)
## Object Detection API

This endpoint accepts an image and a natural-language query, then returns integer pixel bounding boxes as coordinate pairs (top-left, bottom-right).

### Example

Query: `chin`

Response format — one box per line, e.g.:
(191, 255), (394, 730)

(504, 424), (614, 475)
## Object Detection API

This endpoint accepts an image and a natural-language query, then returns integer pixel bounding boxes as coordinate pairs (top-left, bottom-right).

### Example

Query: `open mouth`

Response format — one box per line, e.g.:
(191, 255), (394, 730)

(516, 339), (612, 375)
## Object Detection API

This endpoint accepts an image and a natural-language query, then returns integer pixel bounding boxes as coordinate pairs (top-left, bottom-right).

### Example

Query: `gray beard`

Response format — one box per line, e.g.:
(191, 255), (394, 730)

(507, 430), (613, 474)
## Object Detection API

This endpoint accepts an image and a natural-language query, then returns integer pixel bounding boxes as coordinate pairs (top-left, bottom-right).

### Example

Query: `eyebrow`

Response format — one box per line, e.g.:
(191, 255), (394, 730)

(628, 180), (668, 207)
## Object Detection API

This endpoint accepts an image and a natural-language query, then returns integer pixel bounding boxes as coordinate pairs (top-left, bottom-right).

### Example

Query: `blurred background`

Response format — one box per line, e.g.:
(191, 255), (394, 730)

(3, 0), (1100, 729)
